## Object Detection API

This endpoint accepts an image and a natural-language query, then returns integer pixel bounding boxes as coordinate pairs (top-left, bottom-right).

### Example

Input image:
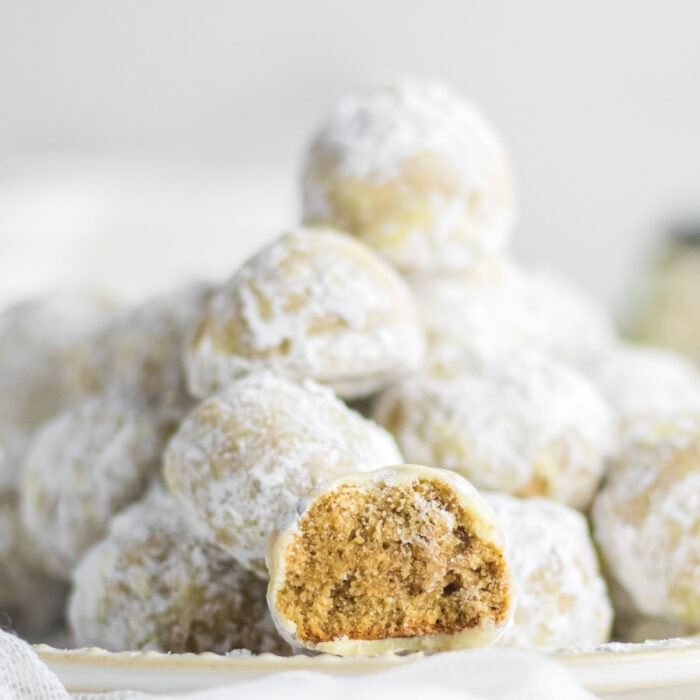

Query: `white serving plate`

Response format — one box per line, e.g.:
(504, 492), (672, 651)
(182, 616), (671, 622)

(35, 640), (700, 700)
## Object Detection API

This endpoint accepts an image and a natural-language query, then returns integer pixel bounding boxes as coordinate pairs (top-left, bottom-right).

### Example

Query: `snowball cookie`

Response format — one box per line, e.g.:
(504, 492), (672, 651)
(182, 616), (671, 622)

(69, 488), (288, 654)
(412, 264), (615, 376)
(302, 80), (516, 275)
(91, 283), (212, 429)
(165, 373), (403, 577)
(586, 344), (700, 433)
(267, 464), (514, 655)
(483, 493), (612, 649)
(374, 353), (614, 509)
(20, 390), (166, 579)
(185, 228), (424, 400)
(593, 415), (700, 625)
(0, 292), (112, 452)
(0, 449), (68, 640)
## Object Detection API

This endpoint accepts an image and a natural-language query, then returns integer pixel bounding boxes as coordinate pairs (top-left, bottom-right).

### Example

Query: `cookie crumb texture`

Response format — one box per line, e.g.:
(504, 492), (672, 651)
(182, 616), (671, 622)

(273, 477), (510, 647)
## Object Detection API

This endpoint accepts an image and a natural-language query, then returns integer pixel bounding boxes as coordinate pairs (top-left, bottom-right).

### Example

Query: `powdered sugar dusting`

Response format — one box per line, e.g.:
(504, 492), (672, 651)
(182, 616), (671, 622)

(19, 390), (166, 579)
(375, 352), (614, 509)
(0, 292), (113, 452)
(304, 80), (506, 185)
(186, 229), (424, 400)
(301, 80), (516, 275)
(411, 265), (615, 376)
(586, 344), (700, 433)
(485, 493), (612, 650)
(593, 415), (700, 623)
(69, 487), (287, 654)
(165, 373), (403, 577)
(92, 282), (212, 427)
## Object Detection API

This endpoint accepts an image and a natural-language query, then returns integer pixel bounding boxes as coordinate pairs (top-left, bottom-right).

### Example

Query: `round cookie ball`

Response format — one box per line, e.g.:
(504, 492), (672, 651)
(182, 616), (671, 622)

(411, 264), (614, 376)
(483, 493), (612, 650)
(302, 80), (516, 275)
(586, 344), (700, 433)
(592, 415), (700, 624)
(69, 487), (287, 654)
(0, 292), (112, 451)
(185, 228), (424, 400)
(267, 465), (515, 655)
(164, 372), (403, 577)
(91, 283), (212, 429)
(374, 352), (614, 509)
(20, 390), (166, 579)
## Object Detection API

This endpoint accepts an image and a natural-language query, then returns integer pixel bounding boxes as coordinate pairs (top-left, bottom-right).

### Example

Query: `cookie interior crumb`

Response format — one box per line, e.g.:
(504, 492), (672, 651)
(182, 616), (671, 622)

(275, 478), (510, 644)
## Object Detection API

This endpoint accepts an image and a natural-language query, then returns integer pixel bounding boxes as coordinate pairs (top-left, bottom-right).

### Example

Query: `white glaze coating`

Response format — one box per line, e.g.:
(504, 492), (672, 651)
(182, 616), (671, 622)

(586, 344), (700, 433)
(266, 464), (514, 655)
(0, 292), (112, 454)
(593, 415), (700, 624)
(164, 373), (403, 578)
(302, 80), (516, 274)
(411, 265), (615, 376)
(185, 229), (425, 400)
(19, 390), (165, 579)
(484, 493), (612, 650)
(374, 352), (614, 509)
(69, 487), (287, 654)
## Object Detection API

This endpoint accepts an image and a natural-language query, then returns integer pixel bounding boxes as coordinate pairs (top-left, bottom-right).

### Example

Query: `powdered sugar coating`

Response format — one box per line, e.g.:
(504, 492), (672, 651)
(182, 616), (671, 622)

(164, 373), (403, 577)
(91, 283), (212, 428)
(302, 80), (516, 274)
(374, 352), (614, 509)
(0, 292), (112, 453)
(69, 487), (287, 654)
(186, 229), (424, 400)
(586, 344), (700, 433)
(592, 415), (700, 624)
(20, 390), (166, 579)
(411, 264), (615, 376)
(484, 493), (612, 650)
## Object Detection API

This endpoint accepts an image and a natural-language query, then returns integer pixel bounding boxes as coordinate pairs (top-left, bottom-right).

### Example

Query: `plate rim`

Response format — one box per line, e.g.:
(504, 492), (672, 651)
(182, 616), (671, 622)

(34, 640), (700, 695)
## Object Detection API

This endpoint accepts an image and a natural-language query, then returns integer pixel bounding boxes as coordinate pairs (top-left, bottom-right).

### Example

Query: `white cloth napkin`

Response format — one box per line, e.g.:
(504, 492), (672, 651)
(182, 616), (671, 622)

(0, 629), (598, 700)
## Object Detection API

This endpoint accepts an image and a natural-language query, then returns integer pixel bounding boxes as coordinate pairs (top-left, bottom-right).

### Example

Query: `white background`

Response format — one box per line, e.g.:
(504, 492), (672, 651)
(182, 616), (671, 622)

(0, 1), (698, 315)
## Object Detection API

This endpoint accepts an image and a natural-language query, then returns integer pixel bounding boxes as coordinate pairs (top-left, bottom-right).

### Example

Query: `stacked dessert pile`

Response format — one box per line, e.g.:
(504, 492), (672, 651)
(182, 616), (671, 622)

(2, 80), (700, 655)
